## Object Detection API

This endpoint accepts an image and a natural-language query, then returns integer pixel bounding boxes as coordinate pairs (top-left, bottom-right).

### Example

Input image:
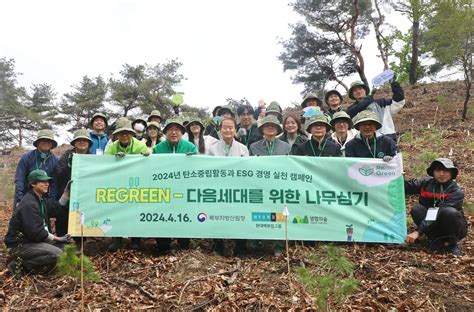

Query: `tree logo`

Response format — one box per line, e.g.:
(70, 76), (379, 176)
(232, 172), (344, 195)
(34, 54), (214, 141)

(358, 165), (374, 176)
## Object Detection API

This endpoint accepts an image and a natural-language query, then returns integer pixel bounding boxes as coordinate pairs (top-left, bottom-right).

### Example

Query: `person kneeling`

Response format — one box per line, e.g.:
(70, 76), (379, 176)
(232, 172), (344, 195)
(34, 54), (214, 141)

(4, 170), (70, 277)
(405, 159), (467, 256)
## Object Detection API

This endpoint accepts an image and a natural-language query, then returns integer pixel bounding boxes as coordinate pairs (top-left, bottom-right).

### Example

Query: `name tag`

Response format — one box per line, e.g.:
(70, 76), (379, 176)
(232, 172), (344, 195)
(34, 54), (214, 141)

(96, 148), (103, 155)
(425, 207), (439, 221)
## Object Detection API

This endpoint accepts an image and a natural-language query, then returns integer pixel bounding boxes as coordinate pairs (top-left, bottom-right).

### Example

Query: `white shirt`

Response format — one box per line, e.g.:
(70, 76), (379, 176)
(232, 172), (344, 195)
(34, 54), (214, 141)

(208, 139), (249, 157)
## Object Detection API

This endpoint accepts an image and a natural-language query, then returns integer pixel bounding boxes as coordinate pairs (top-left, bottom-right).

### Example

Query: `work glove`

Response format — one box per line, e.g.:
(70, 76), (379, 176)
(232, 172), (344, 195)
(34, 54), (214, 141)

(115, 152), (126, 158)
(382, 156), (393, 162)
(58, 192), (70, 206)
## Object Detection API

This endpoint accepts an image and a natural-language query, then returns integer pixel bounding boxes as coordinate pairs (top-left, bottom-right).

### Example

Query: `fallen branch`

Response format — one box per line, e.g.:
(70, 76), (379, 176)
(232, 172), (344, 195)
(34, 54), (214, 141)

(191, 294), (219, 311)
(178, 267), (240, 304)
(110, 277), (157, 300)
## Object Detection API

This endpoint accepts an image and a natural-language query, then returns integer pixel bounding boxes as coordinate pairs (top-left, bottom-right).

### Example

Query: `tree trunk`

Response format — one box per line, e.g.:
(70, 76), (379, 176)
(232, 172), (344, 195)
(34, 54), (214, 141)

(462, 84), (470, 121)
(372, 0), (389, 70)
(18, 126), (23, 147)
(409, 20), (420, 85)
(462, 56), (472, 121)
(350, 0), (368, 86)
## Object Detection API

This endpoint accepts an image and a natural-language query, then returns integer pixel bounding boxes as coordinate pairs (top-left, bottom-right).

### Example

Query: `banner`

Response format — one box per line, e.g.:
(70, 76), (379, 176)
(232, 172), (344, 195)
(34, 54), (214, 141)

(68, 154), (407, 243)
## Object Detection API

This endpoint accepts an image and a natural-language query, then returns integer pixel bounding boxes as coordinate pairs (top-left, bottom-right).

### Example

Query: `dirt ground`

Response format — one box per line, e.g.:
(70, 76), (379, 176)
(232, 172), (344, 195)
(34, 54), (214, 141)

(0, 80), (473, 310)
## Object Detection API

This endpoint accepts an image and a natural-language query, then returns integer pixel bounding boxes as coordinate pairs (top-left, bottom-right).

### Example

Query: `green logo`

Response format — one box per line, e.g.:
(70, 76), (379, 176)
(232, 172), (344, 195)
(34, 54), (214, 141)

(292, 215), (309, 224)
(358, 166), (374, 176)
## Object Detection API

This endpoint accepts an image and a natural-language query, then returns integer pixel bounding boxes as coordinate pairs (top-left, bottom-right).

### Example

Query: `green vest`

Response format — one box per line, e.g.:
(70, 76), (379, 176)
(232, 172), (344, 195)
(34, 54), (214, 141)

(105, 137), (148, 155)
(152, 139), (198, 154)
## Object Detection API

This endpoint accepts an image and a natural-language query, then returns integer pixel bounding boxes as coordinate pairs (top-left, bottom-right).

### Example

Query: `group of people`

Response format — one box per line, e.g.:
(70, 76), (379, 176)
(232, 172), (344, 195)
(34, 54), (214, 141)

(4, 78), (468, 278)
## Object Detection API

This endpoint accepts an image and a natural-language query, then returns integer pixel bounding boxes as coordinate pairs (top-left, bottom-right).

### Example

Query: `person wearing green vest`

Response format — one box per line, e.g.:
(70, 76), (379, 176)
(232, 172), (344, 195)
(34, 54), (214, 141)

(105, 117), (148, 156)
(153, 117), (198, 155)
(153, 117), (197, 254)
(105, 117), (148, 251)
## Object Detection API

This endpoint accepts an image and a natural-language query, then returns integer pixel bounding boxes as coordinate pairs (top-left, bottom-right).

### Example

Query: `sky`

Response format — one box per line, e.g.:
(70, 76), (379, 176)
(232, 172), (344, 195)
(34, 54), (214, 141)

(0, 0), (408, 113)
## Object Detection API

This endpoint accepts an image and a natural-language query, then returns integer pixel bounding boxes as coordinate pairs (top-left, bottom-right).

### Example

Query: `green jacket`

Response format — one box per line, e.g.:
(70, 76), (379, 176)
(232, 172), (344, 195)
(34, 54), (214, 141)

(153, 139), (198, 154)
(105, 137), (148, 155)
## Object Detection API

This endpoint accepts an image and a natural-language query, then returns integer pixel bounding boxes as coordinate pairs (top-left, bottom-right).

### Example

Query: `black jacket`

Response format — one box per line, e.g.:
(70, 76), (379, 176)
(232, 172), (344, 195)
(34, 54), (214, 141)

(405, 177), (464, 211)
(294, 136), (341, 157)
(4, 190), (66, 248)
(345, 134), (397, 158)
(55, 149), (73, 195)
(279, 133), (308, 155)
(346, 81), (405, 118)
(54, 148), (90, 195)
(204, 123), (219, 139)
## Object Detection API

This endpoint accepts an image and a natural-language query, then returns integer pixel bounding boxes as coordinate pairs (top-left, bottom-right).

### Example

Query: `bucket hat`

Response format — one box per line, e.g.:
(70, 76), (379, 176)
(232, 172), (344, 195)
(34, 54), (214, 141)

(266, 102), (283, 116)
(146, 121), (161, 130)
(301, 93), (323, 108)
(89, 112), (108, 128)
(330, 111), (353, 129)
(305, 114), (331, 132)
(348, 81), (370, 100)
(71, 128), (93, 147)
(33, 129), (58, 148)
(186, 119), (205, 133)
(258, 115), (283, 135)
(147, 110), (162, 122)
(113, 117), (135, 135)
(352, 110), (382, 130)
(427, 158), (458, 179)
(163, 117), (186, 134)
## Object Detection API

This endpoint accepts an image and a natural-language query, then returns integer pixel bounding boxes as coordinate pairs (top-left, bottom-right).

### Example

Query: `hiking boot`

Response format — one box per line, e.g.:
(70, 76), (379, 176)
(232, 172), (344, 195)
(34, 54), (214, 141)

(130, 238), (141, 250)
(108, 237), (123, 252)
(447, 243), (462, 257)
(7, 260), (23, 278)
